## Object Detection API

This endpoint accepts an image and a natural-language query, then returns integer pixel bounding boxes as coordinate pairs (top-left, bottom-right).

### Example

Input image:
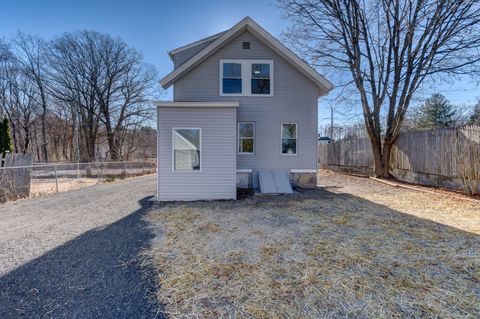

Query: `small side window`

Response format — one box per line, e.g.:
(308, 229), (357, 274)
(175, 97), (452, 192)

(281, 123), (297, 155)
(173, 128), (201, 171)
(238, 122), (255, 154)
(222, 63), (242, 94)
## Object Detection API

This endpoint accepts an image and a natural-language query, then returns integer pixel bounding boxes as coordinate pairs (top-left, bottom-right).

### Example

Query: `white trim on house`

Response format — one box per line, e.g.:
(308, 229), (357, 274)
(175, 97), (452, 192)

(172, 127), (202, 172)
(237, 121), (255, 155)
(160, 16), (333, 95)
(167, 31), (226, 61)
(154, 101), (239, 108)
(281, 122), (298, 156)
(291, 169), (317, 173)
(219, 59), (274, 97)
(236, 169), (253, 173)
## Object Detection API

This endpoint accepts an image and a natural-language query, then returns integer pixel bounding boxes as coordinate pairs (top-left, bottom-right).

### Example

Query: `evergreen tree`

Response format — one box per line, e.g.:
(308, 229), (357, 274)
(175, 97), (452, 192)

(0, 118), (13, 157)
(468, 103), (480, 125)
(416, 93), (456, 129)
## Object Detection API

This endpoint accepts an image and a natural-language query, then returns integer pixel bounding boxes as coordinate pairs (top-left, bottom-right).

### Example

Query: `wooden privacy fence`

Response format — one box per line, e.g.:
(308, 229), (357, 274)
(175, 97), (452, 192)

(318, 137), (373, 174)
(318, 125), (480, 193)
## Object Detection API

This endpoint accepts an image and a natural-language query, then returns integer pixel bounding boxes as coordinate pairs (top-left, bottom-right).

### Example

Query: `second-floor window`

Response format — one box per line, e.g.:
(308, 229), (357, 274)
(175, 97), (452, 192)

(222, 63), (242, 94)
(251, 63), (270, 94)
(220, 59), (273, 96)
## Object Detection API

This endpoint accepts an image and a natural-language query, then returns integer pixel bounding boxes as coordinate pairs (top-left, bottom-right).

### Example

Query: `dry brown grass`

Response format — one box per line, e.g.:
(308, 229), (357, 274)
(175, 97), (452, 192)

(144, 170), (480, 318)
(30, 178), (98, 196)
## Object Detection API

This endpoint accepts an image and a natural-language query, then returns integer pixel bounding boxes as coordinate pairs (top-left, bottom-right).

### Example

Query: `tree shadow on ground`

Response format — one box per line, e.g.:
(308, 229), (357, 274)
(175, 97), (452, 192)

(0, 196), (163, 319)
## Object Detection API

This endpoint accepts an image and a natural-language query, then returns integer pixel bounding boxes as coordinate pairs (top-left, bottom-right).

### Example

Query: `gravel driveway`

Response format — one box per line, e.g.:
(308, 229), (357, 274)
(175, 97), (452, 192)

(0, 175), (161, 318)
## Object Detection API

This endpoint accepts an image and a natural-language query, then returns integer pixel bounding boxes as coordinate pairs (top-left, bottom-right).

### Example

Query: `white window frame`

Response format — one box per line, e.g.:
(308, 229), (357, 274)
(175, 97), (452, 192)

(219, 59), (273, 97)
(172, 127), (202, 172)
(281, 122), (298, 156)
(237, 122), (255, 155)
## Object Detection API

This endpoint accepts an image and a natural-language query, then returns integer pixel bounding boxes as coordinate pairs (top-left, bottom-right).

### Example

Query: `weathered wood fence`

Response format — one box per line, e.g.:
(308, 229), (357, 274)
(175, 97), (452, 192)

(318, 125), (480, 193)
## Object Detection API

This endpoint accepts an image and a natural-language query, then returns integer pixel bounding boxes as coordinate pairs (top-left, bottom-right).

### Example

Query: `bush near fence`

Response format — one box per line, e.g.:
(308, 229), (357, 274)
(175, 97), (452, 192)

(318, 125), (480, 194)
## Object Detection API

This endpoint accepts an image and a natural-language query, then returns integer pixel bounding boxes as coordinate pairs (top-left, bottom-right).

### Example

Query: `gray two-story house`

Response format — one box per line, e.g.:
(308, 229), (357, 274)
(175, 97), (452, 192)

(155, 17), (332, 201)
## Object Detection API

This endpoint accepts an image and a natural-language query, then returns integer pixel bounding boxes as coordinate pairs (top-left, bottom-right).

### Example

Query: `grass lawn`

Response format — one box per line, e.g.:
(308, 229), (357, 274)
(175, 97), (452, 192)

(144, 171), (480, 318)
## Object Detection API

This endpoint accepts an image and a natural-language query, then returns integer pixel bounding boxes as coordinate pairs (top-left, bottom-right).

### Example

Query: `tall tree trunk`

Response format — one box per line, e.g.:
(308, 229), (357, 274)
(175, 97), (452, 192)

(370, 138), (394, 178)
(104, 118), (119, 161)
(38, 85), (48, 162)
(40, 105), (48, 162)
(71, 104), (79, 162)
(106, 131), (119, 160)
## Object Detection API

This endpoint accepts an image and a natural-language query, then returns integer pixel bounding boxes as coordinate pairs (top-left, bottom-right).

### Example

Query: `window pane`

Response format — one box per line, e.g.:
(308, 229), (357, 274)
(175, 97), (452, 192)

(223, 79), (242, 94)
(174, 150), (200, 170)
(174, 129), (200, 149)
(223, 63), (241, 78)
(239, 139), (254, 153)
(251, 63), (270, 95)
(238, 123), (254, 138)
(282, 124), (297, 139)
(251, 79), (270, 94)
(282, 139), (297, 154)
(251, 64), (270, 78)
(174, 129), (200, 171)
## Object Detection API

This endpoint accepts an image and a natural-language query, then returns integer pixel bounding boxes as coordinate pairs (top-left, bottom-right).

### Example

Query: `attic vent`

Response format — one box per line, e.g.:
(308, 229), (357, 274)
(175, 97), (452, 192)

(242, 42), (250, 49)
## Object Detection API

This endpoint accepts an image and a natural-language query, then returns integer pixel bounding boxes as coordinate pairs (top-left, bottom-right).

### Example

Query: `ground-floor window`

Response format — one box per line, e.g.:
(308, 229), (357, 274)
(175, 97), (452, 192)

(173, 128), (201, 171)
(238, 122), (255, 154)
(281, 123), (297, 155)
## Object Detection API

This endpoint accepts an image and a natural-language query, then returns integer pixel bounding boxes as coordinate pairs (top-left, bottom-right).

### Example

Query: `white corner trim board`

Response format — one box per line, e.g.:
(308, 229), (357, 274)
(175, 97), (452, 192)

(290, 169), (317, 173)
(236, 169), (253, 173)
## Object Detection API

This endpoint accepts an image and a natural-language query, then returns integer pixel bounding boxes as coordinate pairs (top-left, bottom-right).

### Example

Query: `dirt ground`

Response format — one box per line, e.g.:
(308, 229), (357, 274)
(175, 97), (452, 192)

(144, 170), (480, 319)
(30, 178), (99, 196)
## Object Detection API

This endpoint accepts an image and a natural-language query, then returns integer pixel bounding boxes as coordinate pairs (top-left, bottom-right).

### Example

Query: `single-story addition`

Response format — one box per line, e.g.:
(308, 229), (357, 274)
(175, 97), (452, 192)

(155, 16), (332, 201)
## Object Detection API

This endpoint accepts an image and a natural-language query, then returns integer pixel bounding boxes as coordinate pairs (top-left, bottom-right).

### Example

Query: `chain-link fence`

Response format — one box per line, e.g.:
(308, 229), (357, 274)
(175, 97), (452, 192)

(0, 161), (156, 202)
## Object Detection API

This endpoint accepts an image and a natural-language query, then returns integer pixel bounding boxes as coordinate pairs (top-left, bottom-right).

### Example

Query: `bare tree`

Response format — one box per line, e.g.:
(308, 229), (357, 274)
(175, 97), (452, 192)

(13, 32), (50, 162)
(48, 32), (103, 161)
(0, 39), (10, 120)
(88, 32), (157, 160)
(279, 0), (480, 176)
(48, 31), (157, 161)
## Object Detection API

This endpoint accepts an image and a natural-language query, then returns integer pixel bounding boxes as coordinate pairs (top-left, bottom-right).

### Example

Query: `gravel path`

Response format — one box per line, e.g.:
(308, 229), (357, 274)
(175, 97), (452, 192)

(0, 175), (161, 318)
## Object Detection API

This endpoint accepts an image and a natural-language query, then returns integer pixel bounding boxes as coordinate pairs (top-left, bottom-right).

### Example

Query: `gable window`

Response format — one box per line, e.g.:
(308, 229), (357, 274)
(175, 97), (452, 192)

(238, 122), (255, 154)
(220, 60), (273, 96)
(173, 128), (201, 171)
(281, 123), (297, 155)
(251, 63), (270, 94)
(222, 63), (242, 94)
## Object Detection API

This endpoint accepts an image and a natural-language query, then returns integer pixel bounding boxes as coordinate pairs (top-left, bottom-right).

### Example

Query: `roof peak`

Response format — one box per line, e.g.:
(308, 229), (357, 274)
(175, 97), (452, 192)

(161, 16), (333, 95)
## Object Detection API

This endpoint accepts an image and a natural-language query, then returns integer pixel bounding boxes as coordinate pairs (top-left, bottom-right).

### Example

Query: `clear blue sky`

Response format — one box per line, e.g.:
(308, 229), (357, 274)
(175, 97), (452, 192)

(1, 0), (478, 130)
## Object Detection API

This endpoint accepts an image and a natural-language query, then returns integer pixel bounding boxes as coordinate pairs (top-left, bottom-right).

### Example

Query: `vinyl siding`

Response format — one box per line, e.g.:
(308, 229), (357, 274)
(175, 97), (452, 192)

(173, 31), (319, 185)
(174, 39), (217, 68)
(157, 107), (237, 201)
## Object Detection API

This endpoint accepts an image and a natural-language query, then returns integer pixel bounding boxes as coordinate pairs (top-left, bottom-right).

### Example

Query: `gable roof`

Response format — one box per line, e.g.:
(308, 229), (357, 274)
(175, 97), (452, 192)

(160, 17), (333, 95)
